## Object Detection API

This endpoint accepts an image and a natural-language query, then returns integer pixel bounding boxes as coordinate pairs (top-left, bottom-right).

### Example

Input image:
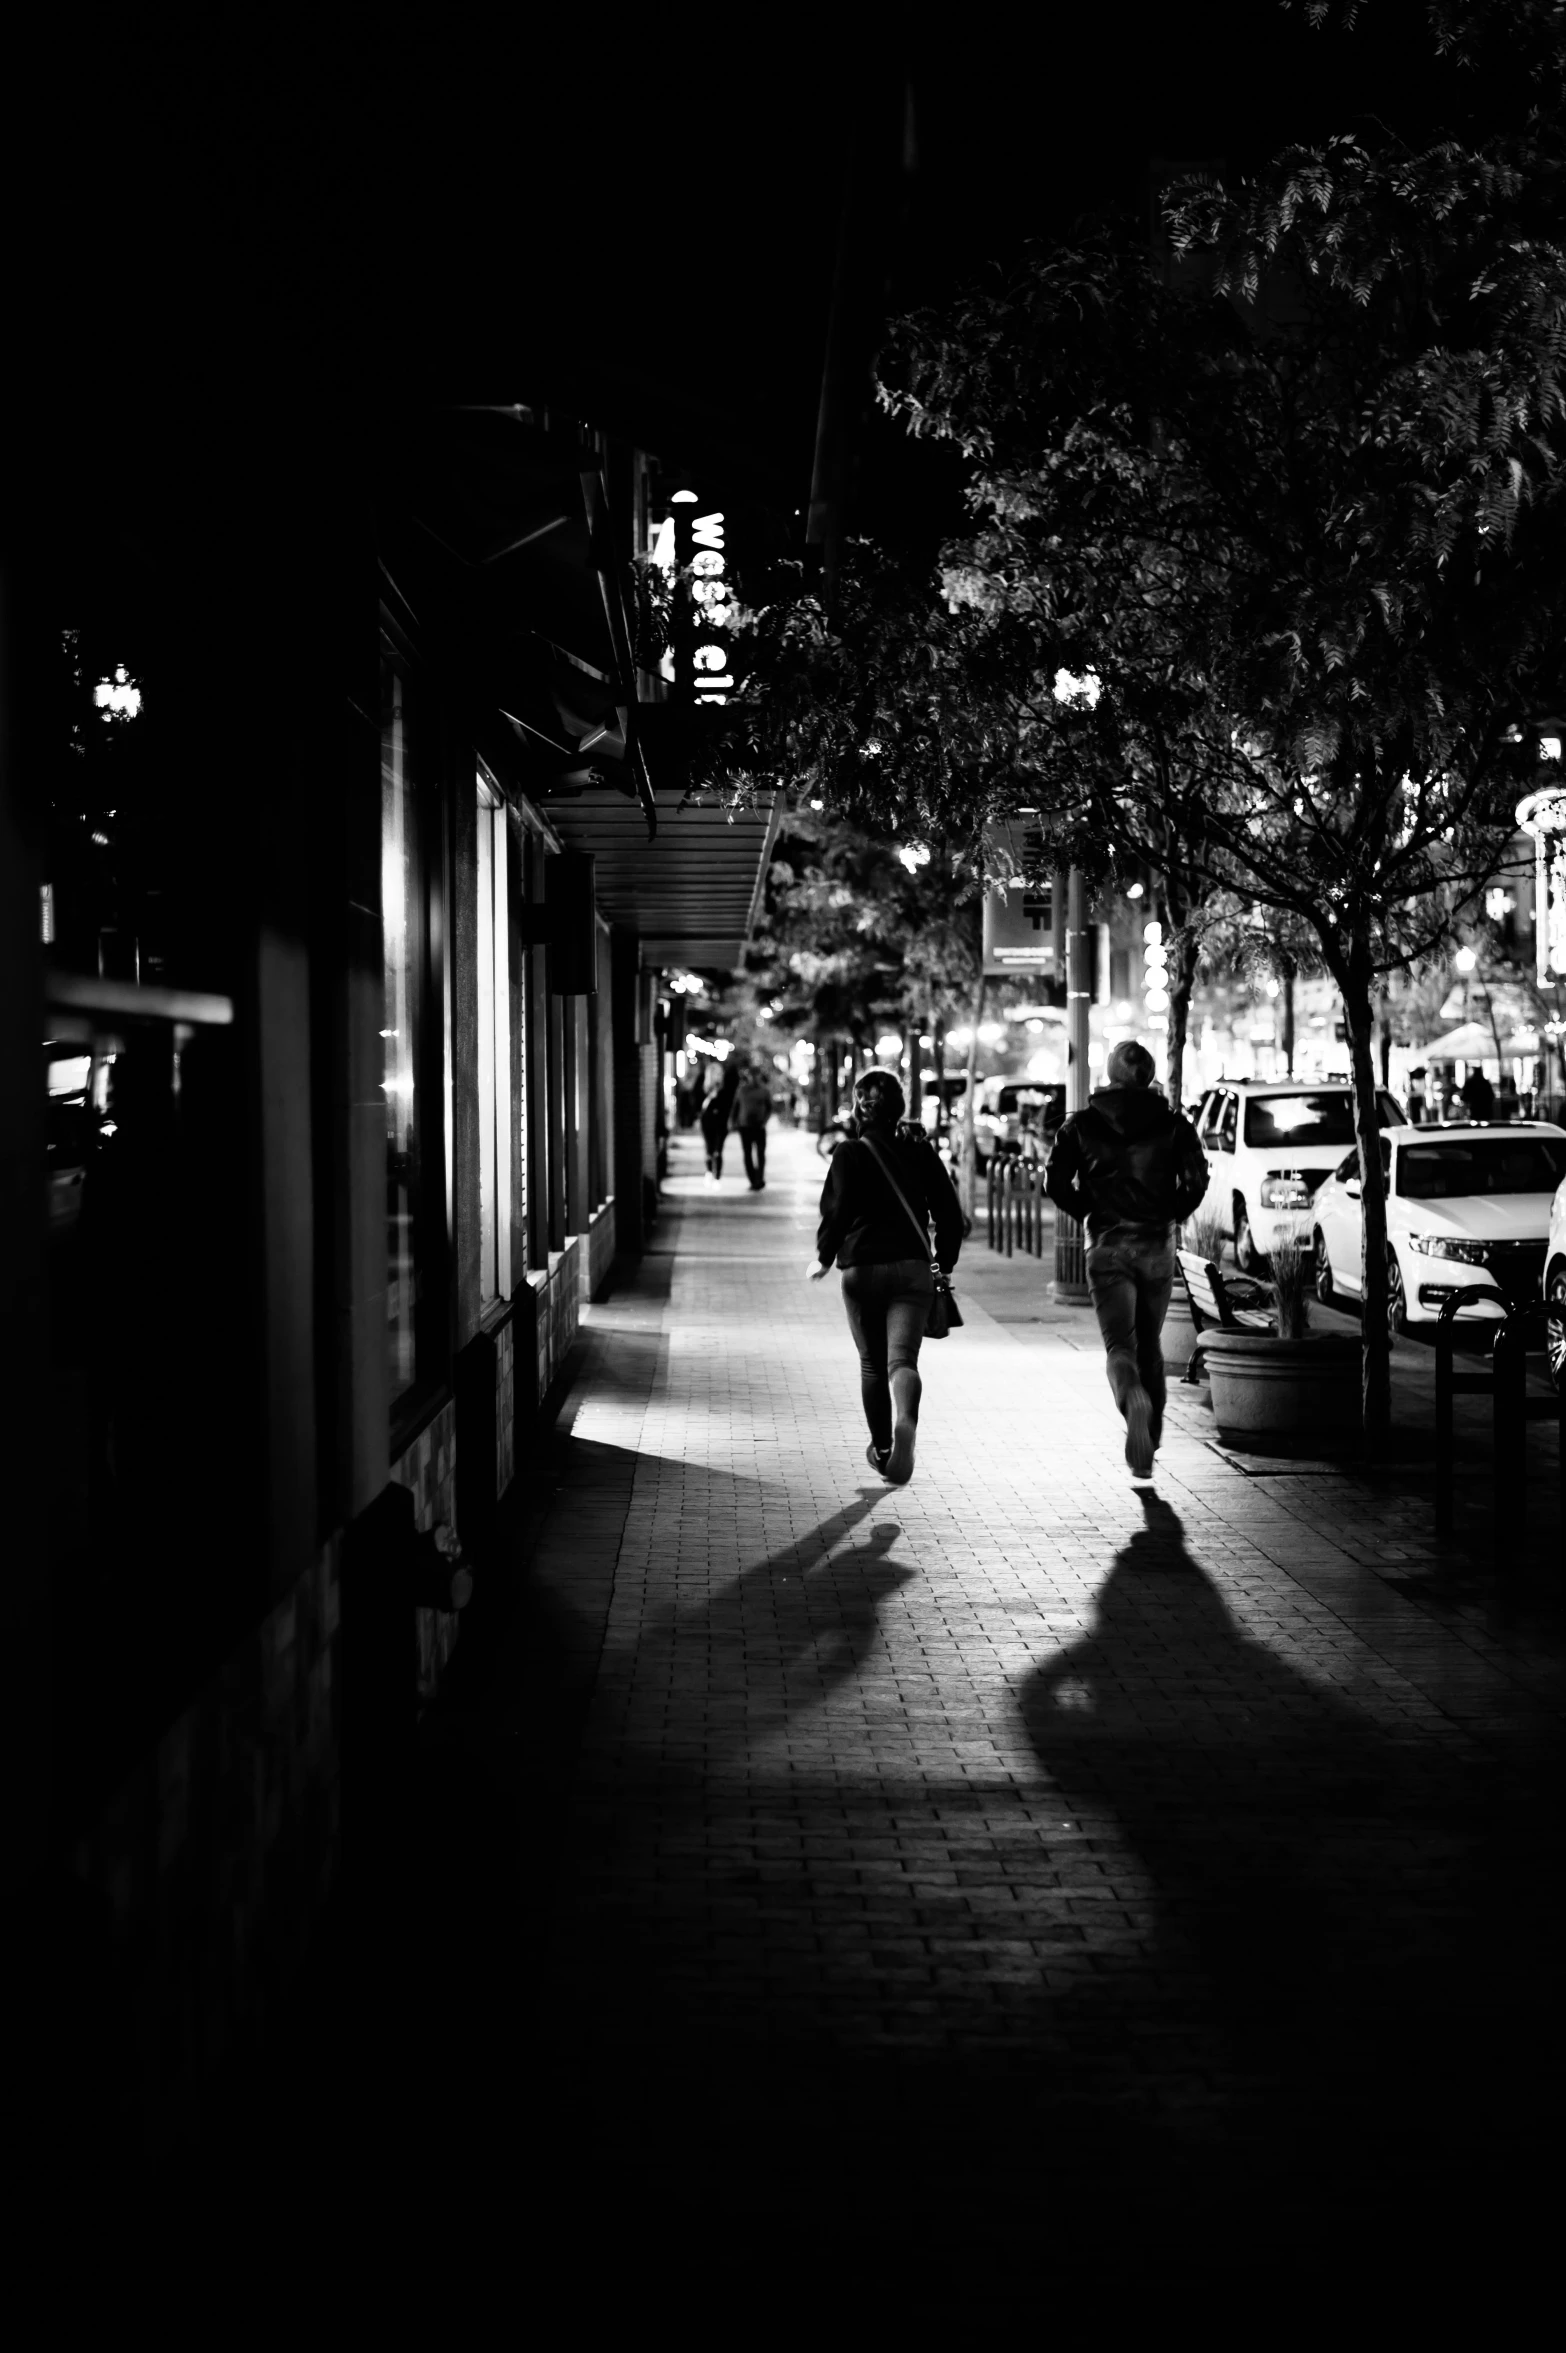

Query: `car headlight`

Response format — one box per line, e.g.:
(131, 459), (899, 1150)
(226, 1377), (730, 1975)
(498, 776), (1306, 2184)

(1260, 1173), (1312, 1209)
(1406, 1234), (1490, 1263)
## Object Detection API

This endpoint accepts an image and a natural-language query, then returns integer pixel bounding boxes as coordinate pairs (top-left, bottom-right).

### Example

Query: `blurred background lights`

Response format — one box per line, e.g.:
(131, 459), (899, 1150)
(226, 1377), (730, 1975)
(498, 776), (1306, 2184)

(94, 665), (142, 719)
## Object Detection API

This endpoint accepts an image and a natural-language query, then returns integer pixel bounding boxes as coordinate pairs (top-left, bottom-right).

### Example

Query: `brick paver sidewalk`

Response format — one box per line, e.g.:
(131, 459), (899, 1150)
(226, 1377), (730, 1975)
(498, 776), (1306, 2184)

(434, 1125), (1563, 2275)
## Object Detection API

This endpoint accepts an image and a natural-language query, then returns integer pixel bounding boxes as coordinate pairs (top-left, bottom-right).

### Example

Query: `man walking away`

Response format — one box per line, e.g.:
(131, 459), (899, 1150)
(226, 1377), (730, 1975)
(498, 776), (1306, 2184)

(1045, 1040), (1208, 1480)
(734, 1065), (773, 1190)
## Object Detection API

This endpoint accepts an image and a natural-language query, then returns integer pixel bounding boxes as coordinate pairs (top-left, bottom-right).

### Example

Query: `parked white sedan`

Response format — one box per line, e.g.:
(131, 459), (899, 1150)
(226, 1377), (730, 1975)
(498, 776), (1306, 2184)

(1312, 1122), (1566, 1333)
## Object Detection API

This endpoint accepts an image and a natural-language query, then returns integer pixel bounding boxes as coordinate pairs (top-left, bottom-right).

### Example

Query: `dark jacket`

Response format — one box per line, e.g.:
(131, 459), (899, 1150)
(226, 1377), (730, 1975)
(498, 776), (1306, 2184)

(700, 1068), (740, 1137)
(1044, 1085), (1208, 1240)
(817, 1124), (966, 1273)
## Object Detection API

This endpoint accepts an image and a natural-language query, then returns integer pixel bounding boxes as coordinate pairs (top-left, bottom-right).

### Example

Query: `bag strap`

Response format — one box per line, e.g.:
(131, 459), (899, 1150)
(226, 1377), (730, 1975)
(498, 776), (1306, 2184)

(858, 1133), (937, 1265)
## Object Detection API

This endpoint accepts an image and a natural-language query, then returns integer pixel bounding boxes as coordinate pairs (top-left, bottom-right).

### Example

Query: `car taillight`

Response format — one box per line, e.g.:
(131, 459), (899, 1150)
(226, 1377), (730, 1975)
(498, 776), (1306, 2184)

(1260, 1172), (1311, 1209)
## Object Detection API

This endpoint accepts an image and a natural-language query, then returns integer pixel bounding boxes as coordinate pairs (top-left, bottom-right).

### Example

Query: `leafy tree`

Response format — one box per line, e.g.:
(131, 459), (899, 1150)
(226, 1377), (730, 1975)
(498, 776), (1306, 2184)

(736, 803), (985, 1143)
(711, 0), (1566, 1442)
(870, 120), (1566, 1442)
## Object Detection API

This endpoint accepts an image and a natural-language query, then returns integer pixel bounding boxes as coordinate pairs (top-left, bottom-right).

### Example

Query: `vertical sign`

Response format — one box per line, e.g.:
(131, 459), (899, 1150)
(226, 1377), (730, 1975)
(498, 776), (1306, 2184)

(671, 497), (733, 704)
(981, 817), (1055, 979)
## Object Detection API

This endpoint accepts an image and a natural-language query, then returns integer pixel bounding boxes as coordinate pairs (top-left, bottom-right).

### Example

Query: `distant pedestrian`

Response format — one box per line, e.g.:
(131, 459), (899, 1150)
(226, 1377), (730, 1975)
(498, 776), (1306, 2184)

(1460, 1067), (1495, 1121)
(700, 1061), (741, 1183)
(1045, 1039), (1209, 1481)
(1407, 1067), (1427, 1125)
(733, 1065), (774, 1190)
(1494, 1073), (1519, 1122)
(809, 1069), (964, 1485)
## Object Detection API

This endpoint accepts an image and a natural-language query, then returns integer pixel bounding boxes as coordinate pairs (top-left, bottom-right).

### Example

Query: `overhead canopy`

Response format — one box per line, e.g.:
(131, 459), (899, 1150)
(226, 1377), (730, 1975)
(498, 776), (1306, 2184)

(380, 403), (656, 831)
(547, 780), (779, 974)
(1422, 1021), (1535, 1060)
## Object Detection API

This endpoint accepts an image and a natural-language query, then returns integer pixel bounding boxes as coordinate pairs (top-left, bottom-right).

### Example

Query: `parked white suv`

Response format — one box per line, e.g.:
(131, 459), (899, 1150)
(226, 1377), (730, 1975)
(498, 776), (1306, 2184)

(1312, 1121), (1566, 1332)
(1193, 1079), (1408, 1272)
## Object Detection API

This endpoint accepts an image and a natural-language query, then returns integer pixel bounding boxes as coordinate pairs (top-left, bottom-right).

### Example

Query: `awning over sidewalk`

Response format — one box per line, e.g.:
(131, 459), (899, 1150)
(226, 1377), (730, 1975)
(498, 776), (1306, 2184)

(547, 780), (780, 972)
(1422, 1020), (1536, 1060)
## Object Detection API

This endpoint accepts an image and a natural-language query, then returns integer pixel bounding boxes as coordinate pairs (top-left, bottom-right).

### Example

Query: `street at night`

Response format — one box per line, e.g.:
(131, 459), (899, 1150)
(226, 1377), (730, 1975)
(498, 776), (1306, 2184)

(9, 2), (1565, 2294)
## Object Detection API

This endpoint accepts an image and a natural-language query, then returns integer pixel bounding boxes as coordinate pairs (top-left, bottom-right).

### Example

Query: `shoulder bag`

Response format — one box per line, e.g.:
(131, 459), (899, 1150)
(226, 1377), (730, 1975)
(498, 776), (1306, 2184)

(859, 1135), (964, 1338)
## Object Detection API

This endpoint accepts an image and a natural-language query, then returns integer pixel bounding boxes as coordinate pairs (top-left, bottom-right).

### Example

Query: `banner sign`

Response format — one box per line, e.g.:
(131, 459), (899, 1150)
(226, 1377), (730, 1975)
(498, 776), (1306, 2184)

(982, 818), (1055, 977)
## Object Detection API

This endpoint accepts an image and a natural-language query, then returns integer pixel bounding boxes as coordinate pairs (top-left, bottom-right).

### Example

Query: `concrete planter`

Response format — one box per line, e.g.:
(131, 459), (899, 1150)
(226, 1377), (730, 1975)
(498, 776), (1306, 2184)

(1203, 1329), (1363, 1445)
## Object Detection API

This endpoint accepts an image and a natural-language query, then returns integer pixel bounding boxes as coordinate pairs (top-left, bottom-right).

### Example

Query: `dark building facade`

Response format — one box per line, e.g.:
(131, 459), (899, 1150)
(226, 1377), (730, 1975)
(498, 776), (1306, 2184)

(9, 384), (777, 2156)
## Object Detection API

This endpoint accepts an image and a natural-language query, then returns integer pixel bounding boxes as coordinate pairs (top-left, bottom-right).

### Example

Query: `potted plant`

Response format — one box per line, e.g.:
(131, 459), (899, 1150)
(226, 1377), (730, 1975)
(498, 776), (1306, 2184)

(1202, 1232), (1363, 1447)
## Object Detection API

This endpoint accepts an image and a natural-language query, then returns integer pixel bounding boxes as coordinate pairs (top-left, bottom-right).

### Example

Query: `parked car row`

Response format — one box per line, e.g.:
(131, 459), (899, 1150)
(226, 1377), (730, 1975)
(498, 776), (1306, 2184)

(918, 1075), (1066, 1172)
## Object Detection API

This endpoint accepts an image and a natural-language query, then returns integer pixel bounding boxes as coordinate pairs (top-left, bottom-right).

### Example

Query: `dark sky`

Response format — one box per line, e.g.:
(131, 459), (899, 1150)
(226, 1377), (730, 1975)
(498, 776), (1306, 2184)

(474, 1), (1495, 520)
(13, 4), (1509, 535)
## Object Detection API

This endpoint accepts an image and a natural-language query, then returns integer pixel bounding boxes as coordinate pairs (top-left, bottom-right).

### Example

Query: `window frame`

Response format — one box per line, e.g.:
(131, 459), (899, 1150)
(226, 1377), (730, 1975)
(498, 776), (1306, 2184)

(380, 613), (453, 1451)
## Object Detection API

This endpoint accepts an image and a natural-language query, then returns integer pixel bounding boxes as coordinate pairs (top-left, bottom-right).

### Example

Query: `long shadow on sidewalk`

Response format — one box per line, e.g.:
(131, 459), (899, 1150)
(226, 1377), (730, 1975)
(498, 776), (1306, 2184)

(1011, 1490), (1561, 2226)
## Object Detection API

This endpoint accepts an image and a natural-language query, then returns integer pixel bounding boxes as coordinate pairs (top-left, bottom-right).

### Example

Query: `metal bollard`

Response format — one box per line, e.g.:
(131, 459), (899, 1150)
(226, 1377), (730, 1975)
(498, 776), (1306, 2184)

(1435, 1288), (1558, 1570)
(1491, 1316), (1529, 1558)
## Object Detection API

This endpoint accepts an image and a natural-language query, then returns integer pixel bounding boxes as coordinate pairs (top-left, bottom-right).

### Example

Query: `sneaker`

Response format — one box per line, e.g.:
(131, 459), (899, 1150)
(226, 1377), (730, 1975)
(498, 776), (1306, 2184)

(866, 1442), (890, 1474)
(885, 1415), (917, 1485)
(1124, 1386), (1155, 1479)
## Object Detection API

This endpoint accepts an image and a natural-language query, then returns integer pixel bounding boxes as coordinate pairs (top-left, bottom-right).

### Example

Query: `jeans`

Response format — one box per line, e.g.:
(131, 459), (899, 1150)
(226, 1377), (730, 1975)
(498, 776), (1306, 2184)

(739, 1124), (767, 1185)
(840, 1257), (933, 1450)
(1085, 1223), (1174, 1446)
(700, 1112), (727, 1176)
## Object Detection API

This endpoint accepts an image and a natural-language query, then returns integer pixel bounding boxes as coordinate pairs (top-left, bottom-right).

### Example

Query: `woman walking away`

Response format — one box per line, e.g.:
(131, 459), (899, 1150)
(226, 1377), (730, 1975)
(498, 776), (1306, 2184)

(700, 1059), (741, 1184)
(808, 1069), (964, 1484)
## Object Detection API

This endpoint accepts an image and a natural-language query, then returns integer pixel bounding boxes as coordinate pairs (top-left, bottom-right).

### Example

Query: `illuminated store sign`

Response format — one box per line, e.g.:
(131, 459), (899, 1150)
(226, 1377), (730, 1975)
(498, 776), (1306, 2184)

(1517, 781), (1566, 982)
(667, 495), (733, 703)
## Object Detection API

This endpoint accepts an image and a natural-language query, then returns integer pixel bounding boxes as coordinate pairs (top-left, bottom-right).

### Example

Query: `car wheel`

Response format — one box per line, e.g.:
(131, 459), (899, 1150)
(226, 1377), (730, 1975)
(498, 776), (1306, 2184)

(1546, 1259), (1566, 1394)
(1387, 1248), (1409, 1338)
(1234, 1197), (1264, 1274)
(1313, 1227), (1335, 1305)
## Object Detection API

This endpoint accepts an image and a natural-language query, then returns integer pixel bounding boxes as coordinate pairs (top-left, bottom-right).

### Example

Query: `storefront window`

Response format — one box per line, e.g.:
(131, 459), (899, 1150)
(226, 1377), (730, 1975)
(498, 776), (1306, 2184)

(475, 769), (512, 1305)
(383, 659), (425, 1403)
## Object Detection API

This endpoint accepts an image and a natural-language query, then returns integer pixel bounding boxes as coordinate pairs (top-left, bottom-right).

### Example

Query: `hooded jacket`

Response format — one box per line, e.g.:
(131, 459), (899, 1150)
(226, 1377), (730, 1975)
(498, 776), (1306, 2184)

(1044, 1084), (1208, 1240)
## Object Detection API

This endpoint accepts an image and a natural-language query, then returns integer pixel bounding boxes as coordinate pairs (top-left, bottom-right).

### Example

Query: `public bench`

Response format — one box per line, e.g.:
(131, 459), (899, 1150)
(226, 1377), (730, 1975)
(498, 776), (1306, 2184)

(1174, 1249), (1275, 1384)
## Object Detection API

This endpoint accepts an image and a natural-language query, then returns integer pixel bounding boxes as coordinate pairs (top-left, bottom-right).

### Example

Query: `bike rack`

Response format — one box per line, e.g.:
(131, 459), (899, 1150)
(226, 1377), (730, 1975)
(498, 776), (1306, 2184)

(1434, 1288), (1564, 1571)
(986, 1153), (1049, 1259)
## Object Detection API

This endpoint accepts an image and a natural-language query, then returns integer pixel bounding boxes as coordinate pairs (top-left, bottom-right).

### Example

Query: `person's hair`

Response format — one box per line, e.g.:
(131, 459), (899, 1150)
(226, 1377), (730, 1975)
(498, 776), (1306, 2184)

(853, 1070), (906, 1129)
(1106, 1039), (1156, 1088)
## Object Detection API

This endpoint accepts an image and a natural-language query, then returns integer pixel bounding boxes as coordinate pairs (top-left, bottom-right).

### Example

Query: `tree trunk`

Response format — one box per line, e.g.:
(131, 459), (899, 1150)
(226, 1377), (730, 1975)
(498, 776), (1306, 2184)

(1281, 968), (1296, 1077)
(1165, 925), (1199, 1113)
(933, 1015), (946, 1140)
(960, 973), (986, 1221)
(1341, 949), (1393, 1451)
(906, 1023), (922, 1124)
